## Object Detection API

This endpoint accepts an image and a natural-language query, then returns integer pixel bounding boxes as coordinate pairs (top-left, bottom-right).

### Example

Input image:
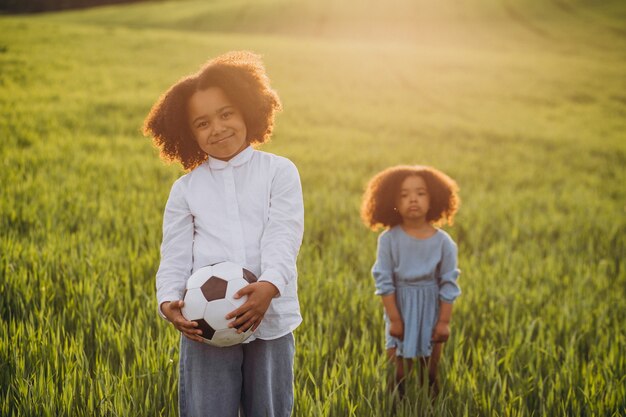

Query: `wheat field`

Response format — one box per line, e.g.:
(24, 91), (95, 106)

(1, 0), (625, 415)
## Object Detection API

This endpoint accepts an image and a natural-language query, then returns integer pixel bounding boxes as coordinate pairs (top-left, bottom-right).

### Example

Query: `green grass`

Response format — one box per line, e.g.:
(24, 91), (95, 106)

(1, 0), (625, 415)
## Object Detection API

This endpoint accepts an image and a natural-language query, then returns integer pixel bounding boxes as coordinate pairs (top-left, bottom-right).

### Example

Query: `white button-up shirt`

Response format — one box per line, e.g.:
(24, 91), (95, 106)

(156, 146), (304, 340)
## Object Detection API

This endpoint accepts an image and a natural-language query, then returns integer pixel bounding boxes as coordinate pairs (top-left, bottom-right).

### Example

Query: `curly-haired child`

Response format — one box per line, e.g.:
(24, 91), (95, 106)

(361, 165), (461, 399)
(143, 51), (304, 417)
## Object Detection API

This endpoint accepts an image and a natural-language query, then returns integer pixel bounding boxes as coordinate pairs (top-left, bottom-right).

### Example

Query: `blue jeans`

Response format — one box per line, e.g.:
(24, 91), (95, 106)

(179, 333), (295, 417)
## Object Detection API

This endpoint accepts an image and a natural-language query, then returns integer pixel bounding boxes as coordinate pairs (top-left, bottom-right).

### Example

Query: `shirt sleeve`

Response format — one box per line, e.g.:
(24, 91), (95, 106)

(438, 236), (461, 303)
(372, 232), (395, 295)
(258, 158), (304, 296)
(155, 178), (194, 318)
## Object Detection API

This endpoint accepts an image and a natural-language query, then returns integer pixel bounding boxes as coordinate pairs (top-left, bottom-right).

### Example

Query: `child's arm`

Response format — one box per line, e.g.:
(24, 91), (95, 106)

(227, 158), (304, 333)
(256, 158), (304, 295)
(433, 236), (461, 343)
(432, 301), (452, 343)
(381, 294), (404, 340)
(156, 179), (203, 342)
(156, 179), (193, 314)
(372, 232), (403, 339)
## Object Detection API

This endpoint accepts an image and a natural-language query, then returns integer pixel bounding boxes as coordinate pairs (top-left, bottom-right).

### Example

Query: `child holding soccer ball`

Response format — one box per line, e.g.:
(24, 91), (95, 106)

(143, 51), (304, 417)
(361, 165), (461, 399)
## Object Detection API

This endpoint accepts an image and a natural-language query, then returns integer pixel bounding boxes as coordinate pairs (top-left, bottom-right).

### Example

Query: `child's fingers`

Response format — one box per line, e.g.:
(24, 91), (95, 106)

(225, 305), (244, 320)
(225, 295), (258, 320)
(240, 313), (264, 333)
(176, 319), (198, 330)
(431, 333), (448, 343)
(233, 283), (254, 299)
(183, 326), (204, 341)
(173, 318), (200, 335)
(250, 318), (264, 332)
(231, 311), (256, 331)
(227, 308), (262, 333)
(182, 331), (204, 343)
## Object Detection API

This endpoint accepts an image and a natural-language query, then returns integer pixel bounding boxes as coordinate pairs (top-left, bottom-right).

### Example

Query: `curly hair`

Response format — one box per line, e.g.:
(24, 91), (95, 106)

(143, 51), (282, 171)
(361, 165), (460, 230)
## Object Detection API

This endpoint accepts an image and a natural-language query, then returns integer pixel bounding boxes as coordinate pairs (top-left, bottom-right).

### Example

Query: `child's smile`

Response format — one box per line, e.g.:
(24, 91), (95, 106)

(211, 133), (234, 145)
(188, 87), (248, 161)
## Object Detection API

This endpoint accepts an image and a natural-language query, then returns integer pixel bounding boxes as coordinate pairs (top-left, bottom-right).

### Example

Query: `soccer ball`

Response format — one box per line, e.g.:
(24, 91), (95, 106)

(181, 261), (258, 347)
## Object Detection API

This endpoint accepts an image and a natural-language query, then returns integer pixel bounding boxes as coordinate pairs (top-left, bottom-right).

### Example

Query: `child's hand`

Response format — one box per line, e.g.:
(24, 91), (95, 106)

(431, 320), (450, 343)
(225, 282), (279, 333)
(389, 318), (404, 340)
(161, 300), (204, 343)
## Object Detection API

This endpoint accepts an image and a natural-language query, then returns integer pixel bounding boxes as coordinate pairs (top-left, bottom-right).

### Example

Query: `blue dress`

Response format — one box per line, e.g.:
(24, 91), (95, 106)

(372, 226), (461, 358)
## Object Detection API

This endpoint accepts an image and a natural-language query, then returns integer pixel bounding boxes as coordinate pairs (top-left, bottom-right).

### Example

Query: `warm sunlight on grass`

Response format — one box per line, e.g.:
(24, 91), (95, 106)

(1, 0), (625, 415)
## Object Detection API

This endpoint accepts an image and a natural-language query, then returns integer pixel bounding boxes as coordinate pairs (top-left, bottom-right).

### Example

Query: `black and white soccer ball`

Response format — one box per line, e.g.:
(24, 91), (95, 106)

(181, 261), (258, 347)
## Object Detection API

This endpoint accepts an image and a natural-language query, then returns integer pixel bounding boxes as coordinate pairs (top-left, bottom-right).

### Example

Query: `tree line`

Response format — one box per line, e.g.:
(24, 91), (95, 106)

(0, 0), (148, 13)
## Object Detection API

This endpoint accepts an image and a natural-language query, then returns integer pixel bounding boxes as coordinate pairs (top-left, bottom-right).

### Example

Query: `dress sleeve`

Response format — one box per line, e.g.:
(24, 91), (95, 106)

(438, 236), (461, 303)
(372, 232), (395, 295)
(258, 158), (304, 296)
(155, 178), (194, 318)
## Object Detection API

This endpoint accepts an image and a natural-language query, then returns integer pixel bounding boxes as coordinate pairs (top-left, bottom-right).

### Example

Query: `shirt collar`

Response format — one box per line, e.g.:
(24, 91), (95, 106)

(207, 146), (254, 170)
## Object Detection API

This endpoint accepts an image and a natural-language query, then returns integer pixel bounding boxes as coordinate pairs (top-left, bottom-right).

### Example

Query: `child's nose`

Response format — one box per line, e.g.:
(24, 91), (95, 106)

(212, 120), (226, 135)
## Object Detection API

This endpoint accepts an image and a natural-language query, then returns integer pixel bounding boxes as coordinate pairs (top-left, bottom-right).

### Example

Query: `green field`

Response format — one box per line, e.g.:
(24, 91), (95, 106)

(1, 0), (625, 415)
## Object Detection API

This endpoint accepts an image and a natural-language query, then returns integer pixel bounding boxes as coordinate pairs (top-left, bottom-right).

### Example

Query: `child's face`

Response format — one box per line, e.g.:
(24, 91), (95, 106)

(187, 87), (248, 161)
(396, 175), (430, 222)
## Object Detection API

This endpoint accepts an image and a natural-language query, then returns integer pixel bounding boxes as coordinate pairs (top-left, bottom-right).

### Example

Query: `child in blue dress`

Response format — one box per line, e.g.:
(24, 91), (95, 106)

(361, 165), (461, 398)
(143, 51), (304, 417)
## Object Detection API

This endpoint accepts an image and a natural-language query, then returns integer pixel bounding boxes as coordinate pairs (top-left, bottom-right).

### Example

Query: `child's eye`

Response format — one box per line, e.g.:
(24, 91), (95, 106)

(221, 111), (233, 119)
(196, 121), (209, 129)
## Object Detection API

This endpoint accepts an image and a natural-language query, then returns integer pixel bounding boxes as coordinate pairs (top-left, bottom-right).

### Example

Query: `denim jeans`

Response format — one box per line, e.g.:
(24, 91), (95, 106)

(179, 333), (295, 417)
